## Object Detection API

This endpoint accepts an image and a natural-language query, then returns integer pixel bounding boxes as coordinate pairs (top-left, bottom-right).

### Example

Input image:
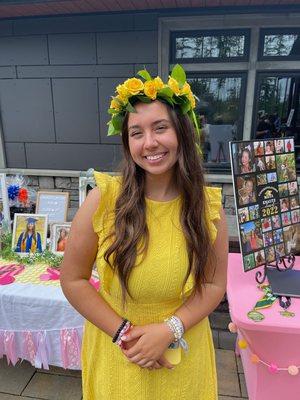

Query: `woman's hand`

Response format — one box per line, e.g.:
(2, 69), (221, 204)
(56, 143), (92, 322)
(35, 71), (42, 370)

(121, 323), (175, 369)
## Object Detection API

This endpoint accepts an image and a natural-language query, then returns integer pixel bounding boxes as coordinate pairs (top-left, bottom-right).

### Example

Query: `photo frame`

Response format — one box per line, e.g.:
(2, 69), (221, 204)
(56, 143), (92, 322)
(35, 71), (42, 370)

(36, 191), (69, 223)
(79, 176), (95, 206)
(230, 137), (300, 273)
(50, 222), (71, 255)
(0, 173), (11, 231)
(12, 213), (48, 255)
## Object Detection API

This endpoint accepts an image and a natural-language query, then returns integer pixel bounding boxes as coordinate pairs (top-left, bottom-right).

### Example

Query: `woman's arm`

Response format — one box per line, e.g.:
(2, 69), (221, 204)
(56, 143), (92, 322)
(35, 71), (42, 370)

(174, 207), (228, 331)
(60, 187), (123, 338)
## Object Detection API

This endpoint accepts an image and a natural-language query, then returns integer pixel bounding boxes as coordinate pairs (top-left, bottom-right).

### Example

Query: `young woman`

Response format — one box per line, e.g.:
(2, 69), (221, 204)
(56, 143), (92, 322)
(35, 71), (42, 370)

(56, 228), (69, 252)
(60, 67), (228, 399)
(15, 216), (42, 253)
(240, 148), (253, 174)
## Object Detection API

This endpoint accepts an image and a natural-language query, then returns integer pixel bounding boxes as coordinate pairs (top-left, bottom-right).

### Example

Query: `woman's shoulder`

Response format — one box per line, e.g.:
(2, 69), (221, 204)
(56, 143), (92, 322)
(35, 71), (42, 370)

(93, 171), (121, 199)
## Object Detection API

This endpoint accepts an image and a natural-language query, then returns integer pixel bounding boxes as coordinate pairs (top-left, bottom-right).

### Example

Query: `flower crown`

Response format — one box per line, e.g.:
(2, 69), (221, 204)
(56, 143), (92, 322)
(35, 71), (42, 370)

(107, 64), (199, 137)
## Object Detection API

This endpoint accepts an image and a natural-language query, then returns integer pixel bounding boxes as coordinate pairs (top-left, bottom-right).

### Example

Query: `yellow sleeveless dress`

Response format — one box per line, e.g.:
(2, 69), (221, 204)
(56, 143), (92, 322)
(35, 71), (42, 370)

(82, 171), (222, 400)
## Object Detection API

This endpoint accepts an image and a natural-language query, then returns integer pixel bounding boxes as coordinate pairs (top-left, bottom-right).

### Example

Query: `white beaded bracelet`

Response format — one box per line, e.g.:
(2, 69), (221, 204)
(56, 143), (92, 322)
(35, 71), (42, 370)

(164, 315), (185, 342)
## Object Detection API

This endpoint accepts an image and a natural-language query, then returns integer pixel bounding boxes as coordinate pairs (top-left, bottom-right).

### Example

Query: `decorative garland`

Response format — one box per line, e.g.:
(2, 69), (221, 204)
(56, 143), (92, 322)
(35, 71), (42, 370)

(228, 322), (299, 376)
(0, 232), (63, 268)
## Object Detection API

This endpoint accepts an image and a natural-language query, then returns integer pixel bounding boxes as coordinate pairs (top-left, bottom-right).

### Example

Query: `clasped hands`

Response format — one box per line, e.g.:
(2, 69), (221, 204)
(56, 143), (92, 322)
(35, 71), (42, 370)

(120, 323), (175, 370)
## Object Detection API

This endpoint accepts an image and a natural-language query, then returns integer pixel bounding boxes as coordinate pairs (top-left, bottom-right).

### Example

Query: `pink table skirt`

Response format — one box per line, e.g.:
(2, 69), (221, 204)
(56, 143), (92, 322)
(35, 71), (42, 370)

(227, 253), (300, 400)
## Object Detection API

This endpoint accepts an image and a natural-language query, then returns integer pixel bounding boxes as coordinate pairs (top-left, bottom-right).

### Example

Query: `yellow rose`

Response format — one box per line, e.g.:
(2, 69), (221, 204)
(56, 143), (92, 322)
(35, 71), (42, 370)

(124, 78), (144, 95)
(153, 76), (164, 90)
(181, 82), (191, 95)
(110, 97), (122, 111)
(168, 77), (180, 96)
(144, 80), (157, 100)
(116, 84), (129, 103)
(188, 92), (196, 109)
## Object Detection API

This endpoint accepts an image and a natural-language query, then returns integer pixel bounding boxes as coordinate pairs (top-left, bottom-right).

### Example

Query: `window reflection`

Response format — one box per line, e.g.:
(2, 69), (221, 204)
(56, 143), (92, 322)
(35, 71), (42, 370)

(263, 34), (300, 57)
(189, 76), (243, 163)
(255, 75), (300, 163)
(173, 32), (247, 61)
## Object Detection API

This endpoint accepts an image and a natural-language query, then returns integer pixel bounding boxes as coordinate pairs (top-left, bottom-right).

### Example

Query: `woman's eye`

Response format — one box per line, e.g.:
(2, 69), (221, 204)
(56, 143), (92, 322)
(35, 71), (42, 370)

(130, 131), (141, 137)
(156, 125), (166, 131)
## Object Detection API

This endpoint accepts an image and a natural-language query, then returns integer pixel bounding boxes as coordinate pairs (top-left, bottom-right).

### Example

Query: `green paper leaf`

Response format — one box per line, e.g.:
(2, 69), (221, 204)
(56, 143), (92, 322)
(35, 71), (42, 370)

(112, 113), (123, 131)
(191, 110), (200, 136)
(136, 95), (152, 103)
(158, 87), (174, 98)
(171, 64), (186, 86)
(126, 101), (136, 113)
(108, 108), (119, 115)
(137, 69), (152, 81)
(180, 100), (191, 114)
(107, 121), (117, 136)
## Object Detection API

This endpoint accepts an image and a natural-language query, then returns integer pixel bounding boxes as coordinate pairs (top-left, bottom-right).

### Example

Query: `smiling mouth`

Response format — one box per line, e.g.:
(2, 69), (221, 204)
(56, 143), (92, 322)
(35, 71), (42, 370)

(144, 152), (167, 161)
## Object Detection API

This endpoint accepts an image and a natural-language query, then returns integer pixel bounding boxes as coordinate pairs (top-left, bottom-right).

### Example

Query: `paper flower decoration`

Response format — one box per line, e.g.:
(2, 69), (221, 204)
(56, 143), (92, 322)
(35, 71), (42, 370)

(8, 184), (20, 200)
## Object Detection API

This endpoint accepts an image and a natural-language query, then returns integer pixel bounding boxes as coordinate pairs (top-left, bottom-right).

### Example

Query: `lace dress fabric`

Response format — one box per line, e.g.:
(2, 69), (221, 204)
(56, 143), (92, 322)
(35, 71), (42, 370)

(81, 171), (222, 400)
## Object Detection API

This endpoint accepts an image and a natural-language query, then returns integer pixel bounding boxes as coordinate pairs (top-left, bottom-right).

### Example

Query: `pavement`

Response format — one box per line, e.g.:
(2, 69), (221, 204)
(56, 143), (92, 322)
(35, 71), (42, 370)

(0, 348), (248, 400)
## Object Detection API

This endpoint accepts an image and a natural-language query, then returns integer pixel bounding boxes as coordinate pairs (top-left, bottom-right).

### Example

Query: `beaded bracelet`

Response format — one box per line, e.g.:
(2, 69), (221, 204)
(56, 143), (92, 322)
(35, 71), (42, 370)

(164, 315), (184, 342)
(116, 321), (132, 348)
(164, 315), (189, 352)
(112, 319), (128, 343)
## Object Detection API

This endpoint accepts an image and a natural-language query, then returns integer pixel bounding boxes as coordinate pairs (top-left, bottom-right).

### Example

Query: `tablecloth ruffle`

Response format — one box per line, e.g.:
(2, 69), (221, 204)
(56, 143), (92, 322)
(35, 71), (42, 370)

(0, 327), (83, 370)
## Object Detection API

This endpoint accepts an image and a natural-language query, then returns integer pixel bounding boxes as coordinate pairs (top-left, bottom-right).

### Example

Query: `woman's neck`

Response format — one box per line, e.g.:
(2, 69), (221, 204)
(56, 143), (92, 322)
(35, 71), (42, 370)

(144, 171), (179, 202)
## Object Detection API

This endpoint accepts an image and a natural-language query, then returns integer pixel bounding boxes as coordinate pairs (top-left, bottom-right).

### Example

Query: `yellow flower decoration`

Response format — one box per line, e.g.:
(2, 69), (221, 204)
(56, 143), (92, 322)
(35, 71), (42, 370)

(116, 84), (129, 103)
(188, 92), (196, 109)
(181, 82), (192, 96)
(153, 76), (164, 90)
(110, 98), (122, 111)
(144, 80), (157, 100)
(168, 77), (180, 96)
(107, 65), (200, 137)
(124, 78), (144, 95)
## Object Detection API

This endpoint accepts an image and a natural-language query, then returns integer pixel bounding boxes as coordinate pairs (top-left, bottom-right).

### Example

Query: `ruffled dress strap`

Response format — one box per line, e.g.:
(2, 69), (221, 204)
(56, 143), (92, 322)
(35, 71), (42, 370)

(92, 171), (121, 236)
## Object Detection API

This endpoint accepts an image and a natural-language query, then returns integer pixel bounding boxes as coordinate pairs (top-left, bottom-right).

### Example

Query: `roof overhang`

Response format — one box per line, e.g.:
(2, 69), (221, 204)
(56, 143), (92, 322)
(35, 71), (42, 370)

(0, 0), (300, 20)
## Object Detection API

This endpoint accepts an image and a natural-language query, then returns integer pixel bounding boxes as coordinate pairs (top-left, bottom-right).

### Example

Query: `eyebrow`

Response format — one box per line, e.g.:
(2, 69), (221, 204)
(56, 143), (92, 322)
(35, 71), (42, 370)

(128, 119), (170, 131)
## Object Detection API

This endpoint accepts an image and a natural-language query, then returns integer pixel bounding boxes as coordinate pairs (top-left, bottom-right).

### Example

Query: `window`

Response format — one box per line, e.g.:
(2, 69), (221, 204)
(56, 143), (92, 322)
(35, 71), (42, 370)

(253, 74), (300, 165)
(188, 74), (246, 166)
(259, 28), (300, 60)
(170, 30), (250, 63)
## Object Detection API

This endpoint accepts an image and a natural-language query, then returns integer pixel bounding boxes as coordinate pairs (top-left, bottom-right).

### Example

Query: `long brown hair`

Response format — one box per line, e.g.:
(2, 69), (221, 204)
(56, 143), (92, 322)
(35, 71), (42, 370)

(103, 101), (215, 302)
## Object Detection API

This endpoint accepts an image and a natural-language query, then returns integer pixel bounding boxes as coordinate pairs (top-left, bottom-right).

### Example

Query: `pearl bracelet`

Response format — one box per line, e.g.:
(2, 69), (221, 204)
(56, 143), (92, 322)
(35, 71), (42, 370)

(164, 315), (184, 342)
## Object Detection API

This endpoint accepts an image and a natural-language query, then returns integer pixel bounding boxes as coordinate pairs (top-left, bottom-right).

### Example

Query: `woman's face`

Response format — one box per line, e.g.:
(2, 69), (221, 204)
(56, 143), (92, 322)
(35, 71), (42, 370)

(245, 180), (253, 193)
(241, 150), (250, 167)
(27, 222), (34, 231)
(127, 101), (178, 178)
(60, 229), (67, 239)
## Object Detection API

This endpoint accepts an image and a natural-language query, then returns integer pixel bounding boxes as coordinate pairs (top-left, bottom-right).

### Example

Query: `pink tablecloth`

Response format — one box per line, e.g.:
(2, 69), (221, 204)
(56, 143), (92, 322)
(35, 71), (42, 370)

(227, 253), (300, 400)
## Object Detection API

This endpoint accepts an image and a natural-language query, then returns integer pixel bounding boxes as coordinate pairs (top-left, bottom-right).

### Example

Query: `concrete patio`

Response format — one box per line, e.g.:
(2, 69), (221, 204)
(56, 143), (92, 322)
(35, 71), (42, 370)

(0, 349), (248, 400)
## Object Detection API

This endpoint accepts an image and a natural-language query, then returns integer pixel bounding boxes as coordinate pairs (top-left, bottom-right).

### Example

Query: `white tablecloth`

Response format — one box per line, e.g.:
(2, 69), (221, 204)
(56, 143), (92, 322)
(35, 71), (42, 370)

(0, 280), (84, 369)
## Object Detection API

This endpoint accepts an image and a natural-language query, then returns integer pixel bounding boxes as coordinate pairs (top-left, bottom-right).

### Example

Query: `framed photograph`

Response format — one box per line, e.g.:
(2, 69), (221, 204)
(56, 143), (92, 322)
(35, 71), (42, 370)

(79, 176), (95, 206)
(12, 213), (48, 255)
(0, 173), (10, 230)
(230, 137), (300, 273)
(36, 191), (69, 223)
(50, 222), (71, 255)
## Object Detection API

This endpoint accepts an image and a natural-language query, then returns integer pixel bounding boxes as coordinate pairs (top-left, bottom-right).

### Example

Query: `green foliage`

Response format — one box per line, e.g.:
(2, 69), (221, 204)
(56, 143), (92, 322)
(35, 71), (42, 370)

(171, 64), (186, 86)
(137, 69), (152, 81)
(0, 232), (63, 268)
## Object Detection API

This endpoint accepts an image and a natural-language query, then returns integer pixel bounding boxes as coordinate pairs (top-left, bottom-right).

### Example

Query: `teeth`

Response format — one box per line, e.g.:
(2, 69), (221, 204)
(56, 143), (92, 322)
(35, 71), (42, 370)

(146, 153), (165, 160)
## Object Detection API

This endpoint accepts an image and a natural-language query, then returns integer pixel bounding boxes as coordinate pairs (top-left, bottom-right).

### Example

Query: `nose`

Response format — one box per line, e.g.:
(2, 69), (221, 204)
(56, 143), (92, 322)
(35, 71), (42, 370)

(144, 131), (158, 149)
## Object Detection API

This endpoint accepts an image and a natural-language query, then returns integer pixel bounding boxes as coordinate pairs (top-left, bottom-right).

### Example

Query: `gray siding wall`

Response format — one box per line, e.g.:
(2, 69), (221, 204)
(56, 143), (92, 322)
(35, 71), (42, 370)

(0, 12), (159, 170)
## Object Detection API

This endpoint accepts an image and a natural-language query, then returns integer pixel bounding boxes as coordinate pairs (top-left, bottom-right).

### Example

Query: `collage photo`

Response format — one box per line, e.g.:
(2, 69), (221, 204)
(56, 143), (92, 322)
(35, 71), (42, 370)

(230, 138), (300, 272)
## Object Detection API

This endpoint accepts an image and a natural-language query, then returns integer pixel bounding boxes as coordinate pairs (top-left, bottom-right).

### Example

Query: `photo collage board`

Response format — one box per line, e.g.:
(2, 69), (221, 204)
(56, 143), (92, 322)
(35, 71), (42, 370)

(230, 138), (300, 272)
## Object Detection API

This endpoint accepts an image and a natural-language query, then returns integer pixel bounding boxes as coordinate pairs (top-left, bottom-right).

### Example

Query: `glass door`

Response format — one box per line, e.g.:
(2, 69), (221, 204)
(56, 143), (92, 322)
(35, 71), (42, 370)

(253, 73), (300, 166)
